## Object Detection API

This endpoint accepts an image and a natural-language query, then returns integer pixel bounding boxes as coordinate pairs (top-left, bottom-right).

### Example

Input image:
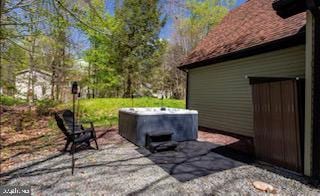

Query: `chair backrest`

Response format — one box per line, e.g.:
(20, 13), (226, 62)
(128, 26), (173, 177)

(62, 110), (75, 131)
(54, 112), (71, 138)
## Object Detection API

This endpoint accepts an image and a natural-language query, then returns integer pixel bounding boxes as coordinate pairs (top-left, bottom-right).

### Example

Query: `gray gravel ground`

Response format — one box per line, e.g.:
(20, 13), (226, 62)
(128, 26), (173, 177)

(1, 140), (319, 195)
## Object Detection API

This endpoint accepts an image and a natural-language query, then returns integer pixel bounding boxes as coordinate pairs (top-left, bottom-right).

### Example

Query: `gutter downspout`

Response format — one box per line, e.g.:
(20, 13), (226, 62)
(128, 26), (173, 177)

(180, 68), (189, 110)
(179, 67), (190, 109)
(186, 70), (189, 109)
(306, 0), (320, 180)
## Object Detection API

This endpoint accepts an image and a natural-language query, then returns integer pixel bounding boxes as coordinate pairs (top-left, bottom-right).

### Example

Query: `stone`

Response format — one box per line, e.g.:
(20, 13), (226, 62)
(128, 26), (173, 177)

(253, 181), (277, 193)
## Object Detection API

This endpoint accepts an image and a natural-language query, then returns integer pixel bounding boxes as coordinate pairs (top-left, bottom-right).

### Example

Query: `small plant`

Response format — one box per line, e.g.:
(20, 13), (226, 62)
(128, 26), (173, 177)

(36, 99), (58, 116)
(0, 95), (26, 106)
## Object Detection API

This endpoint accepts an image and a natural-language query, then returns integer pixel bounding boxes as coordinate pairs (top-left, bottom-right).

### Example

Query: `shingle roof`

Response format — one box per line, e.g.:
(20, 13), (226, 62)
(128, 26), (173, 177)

(180, 0), (306, 68)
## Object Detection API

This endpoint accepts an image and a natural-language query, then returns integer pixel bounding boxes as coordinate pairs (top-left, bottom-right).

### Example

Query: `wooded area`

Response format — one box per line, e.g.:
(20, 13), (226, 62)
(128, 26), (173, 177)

(0, 0), (235, 102)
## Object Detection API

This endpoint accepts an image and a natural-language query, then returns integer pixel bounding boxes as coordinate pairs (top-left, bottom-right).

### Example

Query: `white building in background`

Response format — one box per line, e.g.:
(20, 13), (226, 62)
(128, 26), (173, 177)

(15, 69), (52, 100)
(74, 59), (89, 71)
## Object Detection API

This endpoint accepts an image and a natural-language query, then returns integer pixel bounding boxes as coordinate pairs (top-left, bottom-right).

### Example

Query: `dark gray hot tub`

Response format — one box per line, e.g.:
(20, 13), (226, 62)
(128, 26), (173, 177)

(119, 107), (198, 146)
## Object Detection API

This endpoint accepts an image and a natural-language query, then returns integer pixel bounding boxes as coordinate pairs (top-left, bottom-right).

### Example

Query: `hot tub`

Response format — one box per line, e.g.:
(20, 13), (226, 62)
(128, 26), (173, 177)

(119, 107), (198, 146)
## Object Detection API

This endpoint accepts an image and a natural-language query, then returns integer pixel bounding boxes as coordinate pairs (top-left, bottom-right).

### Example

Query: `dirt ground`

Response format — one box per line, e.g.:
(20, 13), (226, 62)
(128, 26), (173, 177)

(0, 105), (121, 172)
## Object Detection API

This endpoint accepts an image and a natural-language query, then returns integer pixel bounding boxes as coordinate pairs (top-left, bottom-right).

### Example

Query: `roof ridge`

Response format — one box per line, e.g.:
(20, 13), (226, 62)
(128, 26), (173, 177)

(16, 68), (52, 76)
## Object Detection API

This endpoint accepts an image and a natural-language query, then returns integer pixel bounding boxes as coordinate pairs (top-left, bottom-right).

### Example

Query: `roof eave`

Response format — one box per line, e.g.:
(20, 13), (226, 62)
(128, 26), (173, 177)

(178, 32), (305, 71)
(16, 69), (52, 77)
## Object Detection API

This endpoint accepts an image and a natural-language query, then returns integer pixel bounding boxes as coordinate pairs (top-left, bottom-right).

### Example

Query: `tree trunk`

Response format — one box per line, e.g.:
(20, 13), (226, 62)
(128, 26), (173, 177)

(28, 40), (36, 103)
(92, 65), (97, 98)
(27, 14), (36, 104)
(55, 78), (60, 101)
(124, 71), (132, 98)
(0, 0), (4, 96)
(51, 67), (55, 100)
(88, 63), (91, 98)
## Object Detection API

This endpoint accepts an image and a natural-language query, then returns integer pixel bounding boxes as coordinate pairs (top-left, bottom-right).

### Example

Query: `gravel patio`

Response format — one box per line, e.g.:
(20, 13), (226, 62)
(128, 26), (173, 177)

(1, 130), (319, 195)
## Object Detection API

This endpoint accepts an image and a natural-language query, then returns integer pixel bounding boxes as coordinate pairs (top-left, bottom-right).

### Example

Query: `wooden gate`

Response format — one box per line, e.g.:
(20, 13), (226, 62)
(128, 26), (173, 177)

(251, 78), (304, 172)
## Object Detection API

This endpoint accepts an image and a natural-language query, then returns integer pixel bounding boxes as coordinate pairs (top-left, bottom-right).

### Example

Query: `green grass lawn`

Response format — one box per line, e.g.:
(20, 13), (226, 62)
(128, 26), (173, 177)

(57, 97), (185, 127)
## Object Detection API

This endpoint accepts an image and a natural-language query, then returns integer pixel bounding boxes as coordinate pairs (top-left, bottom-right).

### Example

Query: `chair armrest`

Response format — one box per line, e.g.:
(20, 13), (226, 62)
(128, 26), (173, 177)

(65, 123), (82, 130)
(72, 129), (93, 135)
(78, 121), (94, 129)
(81, 122), (95, 131)
(72, 121), (95, 135)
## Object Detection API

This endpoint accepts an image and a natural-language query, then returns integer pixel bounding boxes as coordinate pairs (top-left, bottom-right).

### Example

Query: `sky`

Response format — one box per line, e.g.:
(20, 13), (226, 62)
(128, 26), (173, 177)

(158, 0), (246, 39)
(71, 0), (247, 57)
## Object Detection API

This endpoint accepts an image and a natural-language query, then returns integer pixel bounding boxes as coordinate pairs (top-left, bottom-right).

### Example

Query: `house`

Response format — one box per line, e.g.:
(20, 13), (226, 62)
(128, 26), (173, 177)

(15, 69), (52, 100)
(179, 0), (320, 179)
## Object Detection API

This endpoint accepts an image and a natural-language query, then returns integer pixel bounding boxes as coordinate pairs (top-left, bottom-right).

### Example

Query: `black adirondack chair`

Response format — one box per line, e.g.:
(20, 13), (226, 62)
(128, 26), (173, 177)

(54, 110), (99, 153)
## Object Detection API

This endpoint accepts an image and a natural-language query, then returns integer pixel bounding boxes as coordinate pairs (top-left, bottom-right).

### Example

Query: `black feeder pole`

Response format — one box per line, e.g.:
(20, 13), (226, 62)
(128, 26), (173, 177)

(71, 81), (78, 175)
(131, 94), (134, 108)
(77, 91), (81, 120)
(161, 95), (165, 111)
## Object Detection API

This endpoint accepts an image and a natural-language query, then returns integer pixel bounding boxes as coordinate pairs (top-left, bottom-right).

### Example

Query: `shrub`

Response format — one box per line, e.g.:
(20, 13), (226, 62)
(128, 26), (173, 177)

(36, 99), (58, 116)
(0, 95), (26, 106)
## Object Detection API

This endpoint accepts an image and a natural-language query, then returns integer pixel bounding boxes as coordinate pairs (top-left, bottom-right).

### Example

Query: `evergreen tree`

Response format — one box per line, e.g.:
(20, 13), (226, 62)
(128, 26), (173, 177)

(114, 0), (166, 97)
(77, 0), (121, 97)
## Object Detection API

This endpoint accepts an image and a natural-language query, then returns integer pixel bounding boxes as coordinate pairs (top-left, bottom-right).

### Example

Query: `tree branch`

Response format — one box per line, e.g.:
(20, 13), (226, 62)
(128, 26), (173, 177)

(1, 19), (45, 26)
(3, 0), (37, 14)
(54, 0), (111, 36)
(6, 38), (33, 53)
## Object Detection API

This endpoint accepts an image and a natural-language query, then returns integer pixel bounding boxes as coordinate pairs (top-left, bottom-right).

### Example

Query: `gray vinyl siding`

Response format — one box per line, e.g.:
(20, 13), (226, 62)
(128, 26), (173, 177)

(188, 45), (306, 137)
